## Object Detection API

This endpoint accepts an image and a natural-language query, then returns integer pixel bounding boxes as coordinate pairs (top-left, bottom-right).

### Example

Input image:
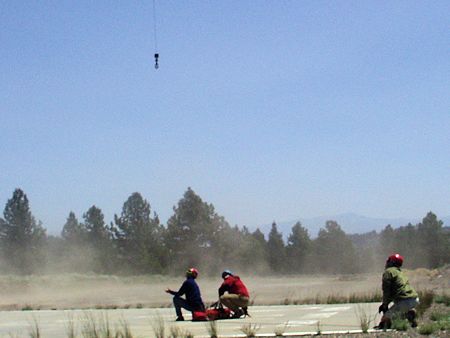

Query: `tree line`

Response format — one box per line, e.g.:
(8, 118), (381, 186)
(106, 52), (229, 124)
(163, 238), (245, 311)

(0, 188), (449, 275)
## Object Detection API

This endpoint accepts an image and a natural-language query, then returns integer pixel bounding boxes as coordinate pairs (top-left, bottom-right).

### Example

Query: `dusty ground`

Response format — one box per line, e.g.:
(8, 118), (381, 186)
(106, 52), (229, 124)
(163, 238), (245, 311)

(0, 268), (448, 311)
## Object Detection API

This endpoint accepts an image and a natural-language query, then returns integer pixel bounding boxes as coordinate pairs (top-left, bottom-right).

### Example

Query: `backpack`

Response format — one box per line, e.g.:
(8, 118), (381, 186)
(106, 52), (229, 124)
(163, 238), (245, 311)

(192, 310), (208, 321)
(206, 302), (232, 320)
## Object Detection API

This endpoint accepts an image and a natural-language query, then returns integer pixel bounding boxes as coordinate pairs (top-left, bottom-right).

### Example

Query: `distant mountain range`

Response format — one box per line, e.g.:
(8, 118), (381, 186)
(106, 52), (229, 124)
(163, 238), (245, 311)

(256, 213), (450, 238)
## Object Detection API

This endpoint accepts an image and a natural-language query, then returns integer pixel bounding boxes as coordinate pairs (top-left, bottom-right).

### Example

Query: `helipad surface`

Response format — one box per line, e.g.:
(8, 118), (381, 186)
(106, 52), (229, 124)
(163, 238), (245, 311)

(0, 303), (381, 337)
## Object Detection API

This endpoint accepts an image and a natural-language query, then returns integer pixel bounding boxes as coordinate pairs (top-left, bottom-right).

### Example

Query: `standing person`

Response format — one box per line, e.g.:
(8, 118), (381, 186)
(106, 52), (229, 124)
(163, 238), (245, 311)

(218, 270), (250, 318)
(375, 254), (419, 329)
(165, 267), (205, 321)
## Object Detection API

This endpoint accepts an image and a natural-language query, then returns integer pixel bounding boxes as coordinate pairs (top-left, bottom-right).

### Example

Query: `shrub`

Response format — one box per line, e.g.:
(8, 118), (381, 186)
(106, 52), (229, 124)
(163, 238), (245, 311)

(434, 293), (450, 306)
(418, 322), (438, 335)
(391, 318), (408, 331)
(430, 310), (449, 322)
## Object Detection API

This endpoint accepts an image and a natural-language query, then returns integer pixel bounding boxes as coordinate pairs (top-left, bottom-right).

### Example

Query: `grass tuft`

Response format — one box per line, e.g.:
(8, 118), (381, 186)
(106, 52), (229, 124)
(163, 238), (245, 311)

(64, 312), (77, 338)
(274, 322), (288, 336)
(150, 312), (165, 338)
(434, 293), (450, 306)
(354, 304), (376, 333)
(240, 323), (260, 337)
(206, 319), (218, 338)
(391, 317), (408, 331)
(418, 322), (438, 335)
(80, 311), (99, 338)
(28, 316), (41, 338)
(169, 325), (183, 338)
(80, 311), (114, 338)
(169, 325), (193, 338)
(315, 321), (322, 335)
(115, 317), (134, 338)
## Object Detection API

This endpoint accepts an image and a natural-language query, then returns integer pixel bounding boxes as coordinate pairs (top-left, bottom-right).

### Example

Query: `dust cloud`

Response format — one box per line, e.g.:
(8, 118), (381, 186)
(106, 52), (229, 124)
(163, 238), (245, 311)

(0, 269), (447, 311)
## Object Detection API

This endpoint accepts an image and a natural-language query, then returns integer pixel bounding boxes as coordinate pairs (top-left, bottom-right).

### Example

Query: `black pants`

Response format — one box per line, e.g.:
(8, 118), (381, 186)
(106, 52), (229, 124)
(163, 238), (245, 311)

(173, 296), (195, 317)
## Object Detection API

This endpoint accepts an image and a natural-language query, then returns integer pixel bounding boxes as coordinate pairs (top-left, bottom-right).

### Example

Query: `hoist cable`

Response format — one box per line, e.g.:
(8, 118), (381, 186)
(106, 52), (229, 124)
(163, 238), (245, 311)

(152, 0), (158, 52)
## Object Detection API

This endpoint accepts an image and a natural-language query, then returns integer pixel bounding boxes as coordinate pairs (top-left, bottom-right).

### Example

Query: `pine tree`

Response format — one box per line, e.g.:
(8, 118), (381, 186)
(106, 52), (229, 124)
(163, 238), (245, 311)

(394, 223), (418, 267)
(267, 222), (286, 273)
(417, 212), (448, 268)
(0, 189), (46, 274)
(286, 222), (311, 273)
(314, 221), (356, 274)
(165, 187), (229, 273)
(113, 192), (164, 273)
(82, 205), (114, 273)
(379, 224), (396, 258)
(61, 211), (85, 243)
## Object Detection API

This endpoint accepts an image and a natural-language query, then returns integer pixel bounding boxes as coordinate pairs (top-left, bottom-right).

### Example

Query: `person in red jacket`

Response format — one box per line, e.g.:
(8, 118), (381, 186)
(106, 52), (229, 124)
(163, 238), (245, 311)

(218, 270), (250, 318)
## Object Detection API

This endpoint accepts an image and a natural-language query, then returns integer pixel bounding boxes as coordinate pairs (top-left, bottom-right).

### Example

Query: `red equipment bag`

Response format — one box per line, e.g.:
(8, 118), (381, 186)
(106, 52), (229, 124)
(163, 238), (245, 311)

(206, 302), (232, 320)
(192, 310), (208, 321)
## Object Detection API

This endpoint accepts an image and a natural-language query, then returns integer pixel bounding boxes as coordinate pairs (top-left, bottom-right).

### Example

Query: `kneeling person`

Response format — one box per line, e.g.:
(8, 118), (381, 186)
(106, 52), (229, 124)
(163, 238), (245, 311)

(218, 270), (250, 318)
(376, 254), (419, 329)
(166, 267), (205, 321)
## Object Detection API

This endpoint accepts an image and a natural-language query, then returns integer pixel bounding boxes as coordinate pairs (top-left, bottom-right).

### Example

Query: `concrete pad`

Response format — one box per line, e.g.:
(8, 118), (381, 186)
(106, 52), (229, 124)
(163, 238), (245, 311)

(0, 303), (381, 337)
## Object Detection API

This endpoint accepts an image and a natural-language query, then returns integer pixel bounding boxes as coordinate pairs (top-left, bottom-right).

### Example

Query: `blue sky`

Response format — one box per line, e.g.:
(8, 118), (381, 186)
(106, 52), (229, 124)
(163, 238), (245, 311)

(1, 1), (449, 235)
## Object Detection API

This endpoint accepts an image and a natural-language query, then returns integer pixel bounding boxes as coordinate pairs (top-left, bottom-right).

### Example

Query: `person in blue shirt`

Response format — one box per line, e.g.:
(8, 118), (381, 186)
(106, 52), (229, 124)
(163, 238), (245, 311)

(165, 267), (205, 321)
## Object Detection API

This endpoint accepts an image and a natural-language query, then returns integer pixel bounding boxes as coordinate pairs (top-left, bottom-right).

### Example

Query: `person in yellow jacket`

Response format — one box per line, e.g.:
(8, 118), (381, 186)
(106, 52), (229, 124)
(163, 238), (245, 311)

(375, 253), (419, 329)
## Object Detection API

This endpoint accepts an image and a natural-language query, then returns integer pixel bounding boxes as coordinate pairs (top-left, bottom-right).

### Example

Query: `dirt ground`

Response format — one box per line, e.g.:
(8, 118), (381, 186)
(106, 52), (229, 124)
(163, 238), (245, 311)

(0, 268), (448, 311)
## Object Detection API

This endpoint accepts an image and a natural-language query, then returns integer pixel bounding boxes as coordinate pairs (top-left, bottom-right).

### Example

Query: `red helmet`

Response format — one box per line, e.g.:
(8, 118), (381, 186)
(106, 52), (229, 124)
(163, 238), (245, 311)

(387, 253), (404, 267)
(186, 267), (199, 278)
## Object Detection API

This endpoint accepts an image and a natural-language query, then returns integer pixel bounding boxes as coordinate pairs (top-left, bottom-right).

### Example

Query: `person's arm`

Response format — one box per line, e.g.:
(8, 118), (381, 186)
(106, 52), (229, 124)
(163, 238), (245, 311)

(165, 288), (176, 295)
(382, 271), (393, 305)
(167, 281), (187, 297)
(218, 279), (231, 296)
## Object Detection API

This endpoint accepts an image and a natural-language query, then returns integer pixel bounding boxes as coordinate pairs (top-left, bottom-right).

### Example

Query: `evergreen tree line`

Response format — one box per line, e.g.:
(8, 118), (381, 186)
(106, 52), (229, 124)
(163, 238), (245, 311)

(0, 188), (449, 275)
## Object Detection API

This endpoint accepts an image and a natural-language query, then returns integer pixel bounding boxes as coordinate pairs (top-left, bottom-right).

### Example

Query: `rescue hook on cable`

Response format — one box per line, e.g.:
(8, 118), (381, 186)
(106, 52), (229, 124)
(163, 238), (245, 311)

(154, 53), (159, 69)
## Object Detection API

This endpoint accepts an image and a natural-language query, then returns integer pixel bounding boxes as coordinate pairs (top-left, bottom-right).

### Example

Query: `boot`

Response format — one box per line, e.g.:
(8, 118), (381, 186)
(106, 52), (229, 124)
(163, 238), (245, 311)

(374, 316), (391, 330)
(406, 309), (417, 328)
(232, 308), (244, 318)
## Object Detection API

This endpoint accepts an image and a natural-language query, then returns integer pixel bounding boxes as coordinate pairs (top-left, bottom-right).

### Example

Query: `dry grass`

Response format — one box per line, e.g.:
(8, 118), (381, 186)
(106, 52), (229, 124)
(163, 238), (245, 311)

(64, 312), (77, 338)
(150, 312), (165, 338)
(115, 317), (134, 338)
(27, 316), (41, 338)
(354, 304), (376, 333)
(206, 319), (219, 338)
(273, 322), (288, 336)
(240, 323), (260, 337)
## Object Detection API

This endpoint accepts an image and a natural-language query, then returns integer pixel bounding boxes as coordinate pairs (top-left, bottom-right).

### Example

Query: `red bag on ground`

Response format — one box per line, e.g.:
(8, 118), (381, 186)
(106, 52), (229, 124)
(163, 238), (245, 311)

(206, 302), (232, 320)
(192, 311), (208, 321)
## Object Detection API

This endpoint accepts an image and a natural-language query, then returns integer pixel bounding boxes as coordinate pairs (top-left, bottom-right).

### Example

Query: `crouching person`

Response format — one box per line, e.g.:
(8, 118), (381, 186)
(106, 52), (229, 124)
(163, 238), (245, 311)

(165, 267), (205, 321)
(218, 270), (250, 318)
(376, 254), (419, 329)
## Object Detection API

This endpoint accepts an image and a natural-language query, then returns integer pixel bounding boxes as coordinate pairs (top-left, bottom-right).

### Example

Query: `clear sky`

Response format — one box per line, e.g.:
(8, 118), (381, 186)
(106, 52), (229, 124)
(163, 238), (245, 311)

(1, 1), (449, 235)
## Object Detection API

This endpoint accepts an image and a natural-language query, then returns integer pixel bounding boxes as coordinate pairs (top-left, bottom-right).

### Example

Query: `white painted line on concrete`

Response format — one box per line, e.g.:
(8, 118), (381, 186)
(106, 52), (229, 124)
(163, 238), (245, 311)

(285, 319), (318, 326)
(320, 306), (351, 312)
(302, 311), (338, 319)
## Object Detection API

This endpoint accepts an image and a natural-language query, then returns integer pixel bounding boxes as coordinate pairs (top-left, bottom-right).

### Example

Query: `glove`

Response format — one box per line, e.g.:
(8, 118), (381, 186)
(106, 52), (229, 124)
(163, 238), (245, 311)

(378, 303), (388, 314)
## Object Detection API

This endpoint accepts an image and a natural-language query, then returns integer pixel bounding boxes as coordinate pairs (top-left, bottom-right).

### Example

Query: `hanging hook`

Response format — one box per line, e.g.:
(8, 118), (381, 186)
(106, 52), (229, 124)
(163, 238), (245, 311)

(154, 53), (159, 69)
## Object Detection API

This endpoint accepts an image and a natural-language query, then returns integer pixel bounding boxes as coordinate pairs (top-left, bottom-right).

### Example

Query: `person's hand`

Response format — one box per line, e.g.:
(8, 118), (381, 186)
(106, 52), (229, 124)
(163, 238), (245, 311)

(165, 288), (172, 294)
(378, 303), (388, 314)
